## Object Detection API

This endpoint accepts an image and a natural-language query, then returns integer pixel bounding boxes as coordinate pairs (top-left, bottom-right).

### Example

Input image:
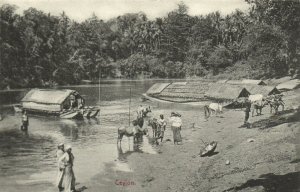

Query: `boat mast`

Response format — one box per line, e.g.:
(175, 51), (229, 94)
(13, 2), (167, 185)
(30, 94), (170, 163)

(99, 67), (101, 117)
(129, 88), (131, 126)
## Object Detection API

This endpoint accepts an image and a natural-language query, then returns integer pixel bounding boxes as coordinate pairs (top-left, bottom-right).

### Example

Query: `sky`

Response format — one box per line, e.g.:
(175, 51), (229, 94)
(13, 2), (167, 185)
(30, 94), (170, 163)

(1, 0), (250, 21)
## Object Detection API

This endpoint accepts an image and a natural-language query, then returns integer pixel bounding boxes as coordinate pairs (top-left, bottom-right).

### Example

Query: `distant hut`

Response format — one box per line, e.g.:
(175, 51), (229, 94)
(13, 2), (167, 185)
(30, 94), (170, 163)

(21, 89), (84, 114)
(205, 83), (250, 101)
(244, 85), (280, 97)
(276, 79), (300, 92)
(241, 79), (267, 85)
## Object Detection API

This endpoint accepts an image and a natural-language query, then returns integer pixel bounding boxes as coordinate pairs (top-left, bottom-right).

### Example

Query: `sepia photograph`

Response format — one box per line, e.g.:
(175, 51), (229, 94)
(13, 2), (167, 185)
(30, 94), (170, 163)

(0, 0), (299, 192)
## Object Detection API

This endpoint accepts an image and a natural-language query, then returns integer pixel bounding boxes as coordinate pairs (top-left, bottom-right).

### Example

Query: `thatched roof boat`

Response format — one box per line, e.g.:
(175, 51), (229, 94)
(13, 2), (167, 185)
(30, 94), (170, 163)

(241, 79), (267, 85)
(224, 79), (267, 85)
(18, 89), (99, 119)
(244, 85), (280, 96)
(276, 79), (300, 91)
(146, 83), (170, 95)
(205, 83), (250, 101)
(157, 82), (210, 102)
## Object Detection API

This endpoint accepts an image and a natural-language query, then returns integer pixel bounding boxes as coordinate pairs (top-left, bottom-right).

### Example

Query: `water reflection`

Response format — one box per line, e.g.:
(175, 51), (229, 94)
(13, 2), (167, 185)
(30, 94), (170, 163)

(0, 128), (55, 177)
(0, 80), (194, 192)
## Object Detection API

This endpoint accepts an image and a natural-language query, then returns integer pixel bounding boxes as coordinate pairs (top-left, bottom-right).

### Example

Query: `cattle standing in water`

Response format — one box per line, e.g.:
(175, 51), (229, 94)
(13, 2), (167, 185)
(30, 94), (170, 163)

(137, 105), (152, 118)
(117, 117), (147, 144)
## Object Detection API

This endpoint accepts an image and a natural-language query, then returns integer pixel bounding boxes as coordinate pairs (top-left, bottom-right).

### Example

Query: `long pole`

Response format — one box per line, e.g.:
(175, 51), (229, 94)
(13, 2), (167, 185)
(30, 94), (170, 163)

(98, 67), (101, 118)
(129, 88), (131, 126)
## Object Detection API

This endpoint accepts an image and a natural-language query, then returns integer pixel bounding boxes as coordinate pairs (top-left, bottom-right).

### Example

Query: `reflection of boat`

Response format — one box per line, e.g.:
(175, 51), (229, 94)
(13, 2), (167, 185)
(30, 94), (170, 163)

(200, 141), (217, 157)
(14, 89), (99, 119)
(82, 107), (100, 118)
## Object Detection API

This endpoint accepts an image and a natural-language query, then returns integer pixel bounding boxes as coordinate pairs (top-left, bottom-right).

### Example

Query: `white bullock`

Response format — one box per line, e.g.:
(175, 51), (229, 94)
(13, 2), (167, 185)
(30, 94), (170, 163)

(248, 94), (263, 104)
(248, 94), (267, 116)
(208, 103), (223, 115)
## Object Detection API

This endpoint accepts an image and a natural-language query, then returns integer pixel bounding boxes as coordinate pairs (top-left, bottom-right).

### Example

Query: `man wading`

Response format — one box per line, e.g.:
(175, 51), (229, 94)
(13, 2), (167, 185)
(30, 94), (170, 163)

(21, 110), (29, 131)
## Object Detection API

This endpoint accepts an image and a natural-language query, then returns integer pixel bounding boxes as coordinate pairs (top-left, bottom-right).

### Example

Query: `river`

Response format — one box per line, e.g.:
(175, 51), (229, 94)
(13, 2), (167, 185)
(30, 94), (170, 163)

(0, 80), (205, 192)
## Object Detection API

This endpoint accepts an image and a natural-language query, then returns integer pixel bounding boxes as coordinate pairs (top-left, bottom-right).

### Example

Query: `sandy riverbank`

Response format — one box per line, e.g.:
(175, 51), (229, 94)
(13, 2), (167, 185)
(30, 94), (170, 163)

(81, 90), (300, 192)
(44, 90), (300, 192)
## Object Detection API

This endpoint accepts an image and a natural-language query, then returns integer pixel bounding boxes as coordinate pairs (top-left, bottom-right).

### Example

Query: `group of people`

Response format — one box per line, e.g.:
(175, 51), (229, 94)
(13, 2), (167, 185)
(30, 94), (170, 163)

(56, 143), (76, 192)
(147, 111), (183, 145)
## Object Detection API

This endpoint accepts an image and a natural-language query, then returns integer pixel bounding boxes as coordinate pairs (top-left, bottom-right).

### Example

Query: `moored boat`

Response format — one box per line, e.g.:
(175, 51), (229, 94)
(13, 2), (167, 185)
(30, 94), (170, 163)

(15, 89), (99, 119)
(60, 110), (83, 119)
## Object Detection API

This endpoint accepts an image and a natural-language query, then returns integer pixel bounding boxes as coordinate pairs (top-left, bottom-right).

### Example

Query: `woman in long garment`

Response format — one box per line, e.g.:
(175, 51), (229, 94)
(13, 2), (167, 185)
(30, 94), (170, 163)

(60, 145), (76, 192)
(169, 112), (182, 145)
(56, 143), (65, 192)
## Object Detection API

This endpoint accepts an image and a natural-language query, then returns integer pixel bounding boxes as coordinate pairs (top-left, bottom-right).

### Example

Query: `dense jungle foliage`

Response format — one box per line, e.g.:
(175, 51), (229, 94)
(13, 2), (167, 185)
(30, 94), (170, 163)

(0, 1), (299, 89)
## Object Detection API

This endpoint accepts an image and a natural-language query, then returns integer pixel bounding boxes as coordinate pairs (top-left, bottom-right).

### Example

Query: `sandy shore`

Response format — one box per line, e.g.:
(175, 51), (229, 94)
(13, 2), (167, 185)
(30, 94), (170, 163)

(82, 90), (299, 192)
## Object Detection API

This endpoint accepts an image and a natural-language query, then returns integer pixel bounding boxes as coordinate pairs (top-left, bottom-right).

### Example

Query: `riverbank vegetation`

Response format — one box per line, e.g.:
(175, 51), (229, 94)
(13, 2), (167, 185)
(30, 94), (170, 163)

(0, 0), (299, 89)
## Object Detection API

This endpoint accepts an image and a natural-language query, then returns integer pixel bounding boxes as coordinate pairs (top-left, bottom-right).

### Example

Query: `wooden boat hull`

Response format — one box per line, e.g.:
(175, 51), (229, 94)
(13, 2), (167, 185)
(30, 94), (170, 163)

(60, 111), (83, 119)
(14, 104), (98, 120)
(83, 109), (100, 118)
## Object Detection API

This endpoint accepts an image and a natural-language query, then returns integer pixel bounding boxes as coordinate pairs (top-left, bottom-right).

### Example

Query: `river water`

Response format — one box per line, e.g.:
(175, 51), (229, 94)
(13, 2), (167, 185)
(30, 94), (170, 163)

(0, 80), (205, 192)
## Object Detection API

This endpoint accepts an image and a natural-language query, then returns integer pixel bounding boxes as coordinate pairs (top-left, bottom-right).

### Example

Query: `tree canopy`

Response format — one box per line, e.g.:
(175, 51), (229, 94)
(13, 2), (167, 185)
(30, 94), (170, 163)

(0, 1), (299, 89)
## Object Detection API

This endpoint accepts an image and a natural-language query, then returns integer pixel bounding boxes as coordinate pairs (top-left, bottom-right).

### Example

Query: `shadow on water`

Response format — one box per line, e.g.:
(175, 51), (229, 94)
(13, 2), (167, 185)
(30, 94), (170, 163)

(224, 172), (300, 192)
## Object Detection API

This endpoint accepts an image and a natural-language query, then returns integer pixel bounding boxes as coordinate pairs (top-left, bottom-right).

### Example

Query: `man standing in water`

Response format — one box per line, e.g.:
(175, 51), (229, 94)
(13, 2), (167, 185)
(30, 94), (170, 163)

(21, 110), (29, 131)
(56, 143), (65, 192)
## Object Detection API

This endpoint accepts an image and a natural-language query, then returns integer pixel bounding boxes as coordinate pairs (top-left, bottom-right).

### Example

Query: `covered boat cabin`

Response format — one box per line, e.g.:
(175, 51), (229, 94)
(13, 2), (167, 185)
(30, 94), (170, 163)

(21, 89), (85, 115)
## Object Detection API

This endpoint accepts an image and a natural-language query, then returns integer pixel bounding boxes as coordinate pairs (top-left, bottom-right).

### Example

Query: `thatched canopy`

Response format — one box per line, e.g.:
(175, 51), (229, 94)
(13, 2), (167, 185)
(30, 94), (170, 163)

(21, 89), (81, 112)
(276, 79), (300, 91)
(146, 83), (170, 95)
(244, 85), (280, 96)
(158, 82), (210, 101)
(22, 89), (77, 104)
(241, 79), (267, 85)
(226, 80), (242, 85)
(205, 83), (250, 101)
